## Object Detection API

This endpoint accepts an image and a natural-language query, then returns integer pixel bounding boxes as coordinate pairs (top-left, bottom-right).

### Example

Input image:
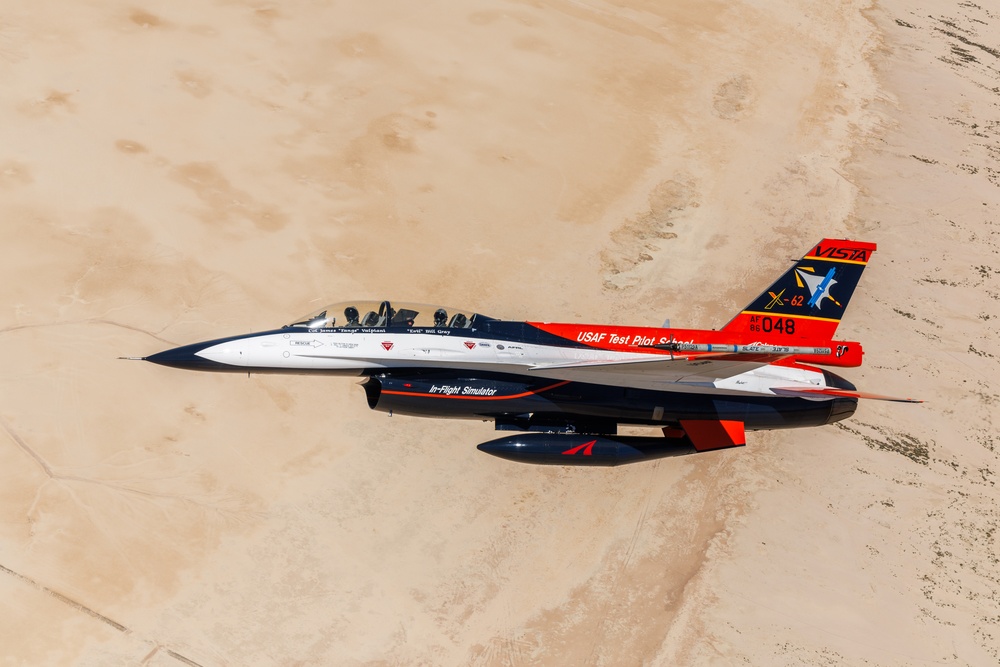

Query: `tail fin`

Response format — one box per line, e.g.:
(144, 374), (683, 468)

(721, 238), (876, 340)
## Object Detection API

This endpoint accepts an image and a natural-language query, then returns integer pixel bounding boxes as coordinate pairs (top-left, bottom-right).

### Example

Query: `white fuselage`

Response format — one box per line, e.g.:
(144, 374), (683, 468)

(194, 328), (831, 398)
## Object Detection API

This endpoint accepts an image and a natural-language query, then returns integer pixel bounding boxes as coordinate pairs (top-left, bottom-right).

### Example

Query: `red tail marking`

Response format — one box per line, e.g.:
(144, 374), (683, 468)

(806, 241), (876, 264)
(562, 440), (596, 456)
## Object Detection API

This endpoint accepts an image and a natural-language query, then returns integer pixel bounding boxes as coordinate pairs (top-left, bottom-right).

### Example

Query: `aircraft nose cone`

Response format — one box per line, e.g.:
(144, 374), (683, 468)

(476, 439), (526, 462)
(145, 341), (230, 371)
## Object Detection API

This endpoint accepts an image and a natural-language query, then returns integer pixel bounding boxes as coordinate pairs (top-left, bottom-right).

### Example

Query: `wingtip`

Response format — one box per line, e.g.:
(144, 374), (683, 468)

(875, 396), (924, 403)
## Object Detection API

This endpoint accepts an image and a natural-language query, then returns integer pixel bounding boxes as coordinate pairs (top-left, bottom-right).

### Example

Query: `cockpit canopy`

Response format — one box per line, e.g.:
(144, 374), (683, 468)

(285, 300), (496, 329)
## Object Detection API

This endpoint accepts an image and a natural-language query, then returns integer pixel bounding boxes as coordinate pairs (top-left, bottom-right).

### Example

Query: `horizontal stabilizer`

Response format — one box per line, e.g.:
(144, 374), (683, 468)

(772, 387), (923, 403)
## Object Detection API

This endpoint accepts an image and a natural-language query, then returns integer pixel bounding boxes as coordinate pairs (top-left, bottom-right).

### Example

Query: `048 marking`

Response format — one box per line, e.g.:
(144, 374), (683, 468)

(748, 316), (796, 335)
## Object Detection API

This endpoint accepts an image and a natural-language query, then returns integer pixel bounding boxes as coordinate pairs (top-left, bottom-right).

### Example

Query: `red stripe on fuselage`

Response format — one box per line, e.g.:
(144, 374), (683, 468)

(529, 322), (803, 353)
(527, 322), (860, 368)
(530, 322), (707, 353)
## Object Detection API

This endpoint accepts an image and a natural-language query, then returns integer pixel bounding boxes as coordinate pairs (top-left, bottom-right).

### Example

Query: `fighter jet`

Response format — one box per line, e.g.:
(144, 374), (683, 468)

(136, 238), (920, 465)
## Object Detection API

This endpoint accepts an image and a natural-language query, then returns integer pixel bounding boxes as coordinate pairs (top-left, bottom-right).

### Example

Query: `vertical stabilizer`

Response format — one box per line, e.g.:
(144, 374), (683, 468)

(721, 238), (876, 340)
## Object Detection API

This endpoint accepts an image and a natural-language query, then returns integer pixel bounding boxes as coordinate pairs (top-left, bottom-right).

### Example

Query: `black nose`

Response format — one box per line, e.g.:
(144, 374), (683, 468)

(144, 341), (227, 371)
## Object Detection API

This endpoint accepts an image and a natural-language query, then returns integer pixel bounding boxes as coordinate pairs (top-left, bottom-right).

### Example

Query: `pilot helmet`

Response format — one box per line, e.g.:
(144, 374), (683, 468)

(345, 306), (359, 321)
(434, 308), (447, 322)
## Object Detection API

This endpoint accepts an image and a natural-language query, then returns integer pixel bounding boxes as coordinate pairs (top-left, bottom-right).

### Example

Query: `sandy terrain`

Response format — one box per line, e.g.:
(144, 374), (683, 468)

(1, 1), (998, 665)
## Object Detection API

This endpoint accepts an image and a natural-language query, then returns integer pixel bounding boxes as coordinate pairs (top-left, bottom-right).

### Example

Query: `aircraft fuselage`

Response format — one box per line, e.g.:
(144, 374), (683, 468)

(145, 315), (858, 435)
(139, 239), (920, 464)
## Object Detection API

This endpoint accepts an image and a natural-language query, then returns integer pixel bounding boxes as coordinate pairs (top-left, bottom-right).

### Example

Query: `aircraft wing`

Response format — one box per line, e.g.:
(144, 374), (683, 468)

(528, 355), (924, 401)
(530, 352), (787, 371)
(528, 354), (786, 385)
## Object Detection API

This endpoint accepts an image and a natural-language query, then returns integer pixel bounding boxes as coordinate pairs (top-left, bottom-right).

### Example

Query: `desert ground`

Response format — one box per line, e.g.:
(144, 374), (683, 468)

(1, 1), (998, 665)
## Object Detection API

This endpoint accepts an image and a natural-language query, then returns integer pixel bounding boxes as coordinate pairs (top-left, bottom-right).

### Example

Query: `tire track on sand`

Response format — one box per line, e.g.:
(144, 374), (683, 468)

(585, 459), (661, 663)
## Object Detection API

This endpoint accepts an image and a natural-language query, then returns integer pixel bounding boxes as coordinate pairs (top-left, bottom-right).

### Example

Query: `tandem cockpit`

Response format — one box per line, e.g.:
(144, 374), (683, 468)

(284, 300), (497, 330)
